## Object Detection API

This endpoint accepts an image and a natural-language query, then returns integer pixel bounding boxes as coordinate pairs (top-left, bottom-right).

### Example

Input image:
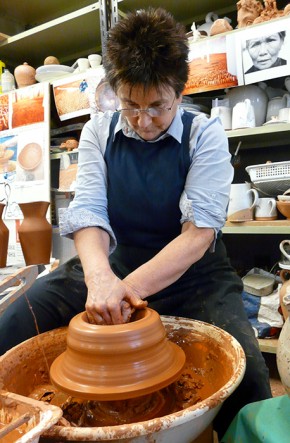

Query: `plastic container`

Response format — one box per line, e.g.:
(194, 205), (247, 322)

(1, 69), (15, 93)
(246, 161), (290, 196)
(0, 60), (6, 93)
(0, 390), (62, 443)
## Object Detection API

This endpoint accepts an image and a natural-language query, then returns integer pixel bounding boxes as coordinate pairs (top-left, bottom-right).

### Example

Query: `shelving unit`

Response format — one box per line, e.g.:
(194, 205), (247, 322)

(1, 2), (289, 358)
(0, 0), (237, 68)
(258, 338), (279, 354)
(223, 220), (290, 234)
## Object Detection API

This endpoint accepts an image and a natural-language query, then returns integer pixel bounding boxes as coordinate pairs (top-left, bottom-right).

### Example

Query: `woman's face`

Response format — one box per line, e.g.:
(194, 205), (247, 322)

(247, 33), (284, 70)
(116, 84), (182, 141)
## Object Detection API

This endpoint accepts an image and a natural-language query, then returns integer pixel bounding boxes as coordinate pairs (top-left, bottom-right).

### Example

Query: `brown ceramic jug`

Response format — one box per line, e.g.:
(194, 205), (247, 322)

(14, 62), (36, 89)
(18, 201), (52, 265)
(0, 203), (9, 268)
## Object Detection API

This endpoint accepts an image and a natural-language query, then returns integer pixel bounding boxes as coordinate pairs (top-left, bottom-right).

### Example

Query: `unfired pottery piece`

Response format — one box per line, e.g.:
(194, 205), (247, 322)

(50, 308), (186, 400)
(18, 143), (42, 170)
(14, 62), (36, 89)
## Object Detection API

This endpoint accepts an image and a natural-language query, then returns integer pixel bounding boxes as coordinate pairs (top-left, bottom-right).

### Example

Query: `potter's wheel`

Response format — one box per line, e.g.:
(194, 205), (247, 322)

(0, 316), (246, 442)
(50, 309), (186, 401)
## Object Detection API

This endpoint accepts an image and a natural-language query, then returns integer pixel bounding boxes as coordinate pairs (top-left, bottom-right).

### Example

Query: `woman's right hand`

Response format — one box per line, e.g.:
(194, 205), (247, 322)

(85, 269), (147, 325)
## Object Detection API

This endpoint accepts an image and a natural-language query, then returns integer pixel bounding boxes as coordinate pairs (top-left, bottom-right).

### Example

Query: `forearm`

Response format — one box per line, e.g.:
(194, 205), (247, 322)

(73, 227), (112, 285)
(124, 223), (214, 298)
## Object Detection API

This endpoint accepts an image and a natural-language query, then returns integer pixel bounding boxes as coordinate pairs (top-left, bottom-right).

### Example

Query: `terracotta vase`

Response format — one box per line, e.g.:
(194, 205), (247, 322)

(14, 62), (36, 89)
(0, 203), (9, 268)
(18, 201), (52, 265)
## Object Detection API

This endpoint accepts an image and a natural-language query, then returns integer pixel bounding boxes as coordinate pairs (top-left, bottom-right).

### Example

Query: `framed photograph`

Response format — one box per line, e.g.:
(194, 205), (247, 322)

(240, 16), (290, 85)
(184, 33), (239, 95)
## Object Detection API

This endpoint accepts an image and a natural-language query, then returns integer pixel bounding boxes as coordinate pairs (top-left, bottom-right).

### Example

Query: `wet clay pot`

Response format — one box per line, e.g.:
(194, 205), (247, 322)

(277, 293), (290, 396)
(14, 62), (36, 89)
(0, 316), (246, 442)
(0, 203), (9, 268)
(18, 201), (52, 265)
(50, 309), (186, 401)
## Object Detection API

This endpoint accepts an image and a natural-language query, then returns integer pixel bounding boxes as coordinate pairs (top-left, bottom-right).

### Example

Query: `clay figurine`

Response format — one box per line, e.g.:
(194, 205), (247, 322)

(236, 0), (264, 27)
(253, 0), (284, 23)
(210, 18), (233, 36)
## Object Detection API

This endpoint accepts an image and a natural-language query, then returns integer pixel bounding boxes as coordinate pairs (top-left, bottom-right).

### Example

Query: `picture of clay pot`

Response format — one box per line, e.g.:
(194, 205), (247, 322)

(17, 142), (43, 170)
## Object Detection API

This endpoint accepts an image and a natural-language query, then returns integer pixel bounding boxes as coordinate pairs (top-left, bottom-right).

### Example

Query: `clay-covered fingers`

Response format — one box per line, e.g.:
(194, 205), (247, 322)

(85, 311), (105, 325)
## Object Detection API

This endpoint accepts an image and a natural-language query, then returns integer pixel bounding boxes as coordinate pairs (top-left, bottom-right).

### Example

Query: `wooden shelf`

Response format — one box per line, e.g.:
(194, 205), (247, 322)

(223, 220), (290, 234)
(258, 338), (278, 354)
(227, 123), (290, 149)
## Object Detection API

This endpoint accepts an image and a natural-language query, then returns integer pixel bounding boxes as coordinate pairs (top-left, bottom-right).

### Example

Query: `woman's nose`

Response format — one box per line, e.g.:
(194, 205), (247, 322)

(258, 42), (268, 54)
(137, 112), (152, 128)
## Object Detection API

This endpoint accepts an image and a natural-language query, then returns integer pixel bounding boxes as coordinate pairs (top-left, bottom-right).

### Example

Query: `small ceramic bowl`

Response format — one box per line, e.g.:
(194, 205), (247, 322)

(50, 308), (186, 401)
(278, 188), (290, 202)
(278, 195), (290, 202)
(277, 201), (290, 219)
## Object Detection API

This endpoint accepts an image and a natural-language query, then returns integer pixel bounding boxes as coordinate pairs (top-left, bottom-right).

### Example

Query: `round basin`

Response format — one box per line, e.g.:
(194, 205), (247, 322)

(0, 316), (246, 442)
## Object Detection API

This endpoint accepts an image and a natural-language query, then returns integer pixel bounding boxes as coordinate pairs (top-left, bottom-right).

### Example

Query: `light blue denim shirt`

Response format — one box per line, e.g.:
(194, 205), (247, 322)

(59, 108), (233, 253)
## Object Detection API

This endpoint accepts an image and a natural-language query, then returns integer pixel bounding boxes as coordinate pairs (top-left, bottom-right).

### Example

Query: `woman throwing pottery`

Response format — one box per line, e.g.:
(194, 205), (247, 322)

(0, 7), (271, 439)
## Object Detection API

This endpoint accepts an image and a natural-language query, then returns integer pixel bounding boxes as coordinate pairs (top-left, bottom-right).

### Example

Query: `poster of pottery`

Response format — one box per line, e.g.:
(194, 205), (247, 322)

(52, 65), (105, 121)
(0, 82), (50, 265)
(236, 16), (290, 85)
(183, 33), (240, 95)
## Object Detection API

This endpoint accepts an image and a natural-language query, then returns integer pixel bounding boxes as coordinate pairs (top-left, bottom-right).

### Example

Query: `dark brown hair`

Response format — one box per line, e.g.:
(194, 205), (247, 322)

(103, 7), (189, 96)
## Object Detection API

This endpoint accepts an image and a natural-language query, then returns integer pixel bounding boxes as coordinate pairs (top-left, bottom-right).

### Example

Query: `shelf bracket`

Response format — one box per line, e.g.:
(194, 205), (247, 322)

(99, 0), (119, 55)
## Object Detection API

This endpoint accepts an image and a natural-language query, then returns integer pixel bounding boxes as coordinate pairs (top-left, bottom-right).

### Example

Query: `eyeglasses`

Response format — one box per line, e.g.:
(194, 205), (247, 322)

(116, 96), (175, 118)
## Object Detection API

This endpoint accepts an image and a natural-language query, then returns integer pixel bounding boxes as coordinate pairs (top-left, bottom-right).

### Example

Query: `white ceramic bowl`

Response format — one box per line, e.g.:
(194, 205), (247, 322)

(278, 195), (290, 202)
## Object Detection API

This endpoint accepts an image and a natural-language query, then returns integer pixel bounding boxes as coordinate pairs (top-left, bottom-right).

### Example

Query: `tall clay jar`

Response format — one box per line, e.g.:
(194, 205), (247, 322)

(14, 62), (36, 89)
(0, 203), (9, 268)
(18, 201), (52, 265)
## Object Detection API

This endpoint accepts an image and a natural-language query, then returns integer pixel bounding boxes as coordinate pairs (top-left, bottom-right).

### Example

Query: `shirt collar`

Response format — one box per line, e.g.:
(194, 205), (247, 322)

(113, 108), (184, 143)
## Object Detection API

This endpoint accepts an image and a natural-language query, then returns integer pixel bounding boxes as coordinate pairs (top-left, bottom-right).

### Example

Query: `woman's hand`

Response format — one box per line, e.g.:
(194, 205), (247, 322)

(85, 269), (147, 325)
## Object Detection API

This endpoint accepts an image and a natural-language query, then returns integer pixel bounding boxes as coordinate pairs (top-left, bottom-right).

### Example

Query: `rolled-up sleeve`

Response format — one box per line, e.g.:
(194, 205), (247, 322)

(59, 113), (117, 253)
(180, 115), (233, 237)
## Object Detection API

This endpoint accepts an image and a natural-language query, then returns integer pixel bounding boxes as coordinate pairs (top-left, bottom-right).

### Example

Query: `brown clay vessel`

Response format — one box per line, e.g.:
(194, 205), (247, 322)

(14, 62), (36, 89)
(50, 308), (186, 400)
(18, 201), (52, 265)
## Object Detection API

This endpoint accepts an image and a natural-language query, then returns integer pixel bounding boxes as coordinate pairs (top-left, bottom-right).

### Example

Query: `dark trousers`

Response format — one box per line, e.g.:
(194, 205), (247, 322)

(0, 238), (271, 438)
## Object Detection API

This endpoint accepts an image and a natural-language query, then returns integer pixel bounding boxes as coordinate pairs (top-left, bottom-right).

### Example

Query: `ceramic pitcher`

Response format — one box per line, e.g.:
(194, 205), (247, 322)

(227, 183), (259, 222)
(266, 93), (290, 122)
(232, 99), (255, 129)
